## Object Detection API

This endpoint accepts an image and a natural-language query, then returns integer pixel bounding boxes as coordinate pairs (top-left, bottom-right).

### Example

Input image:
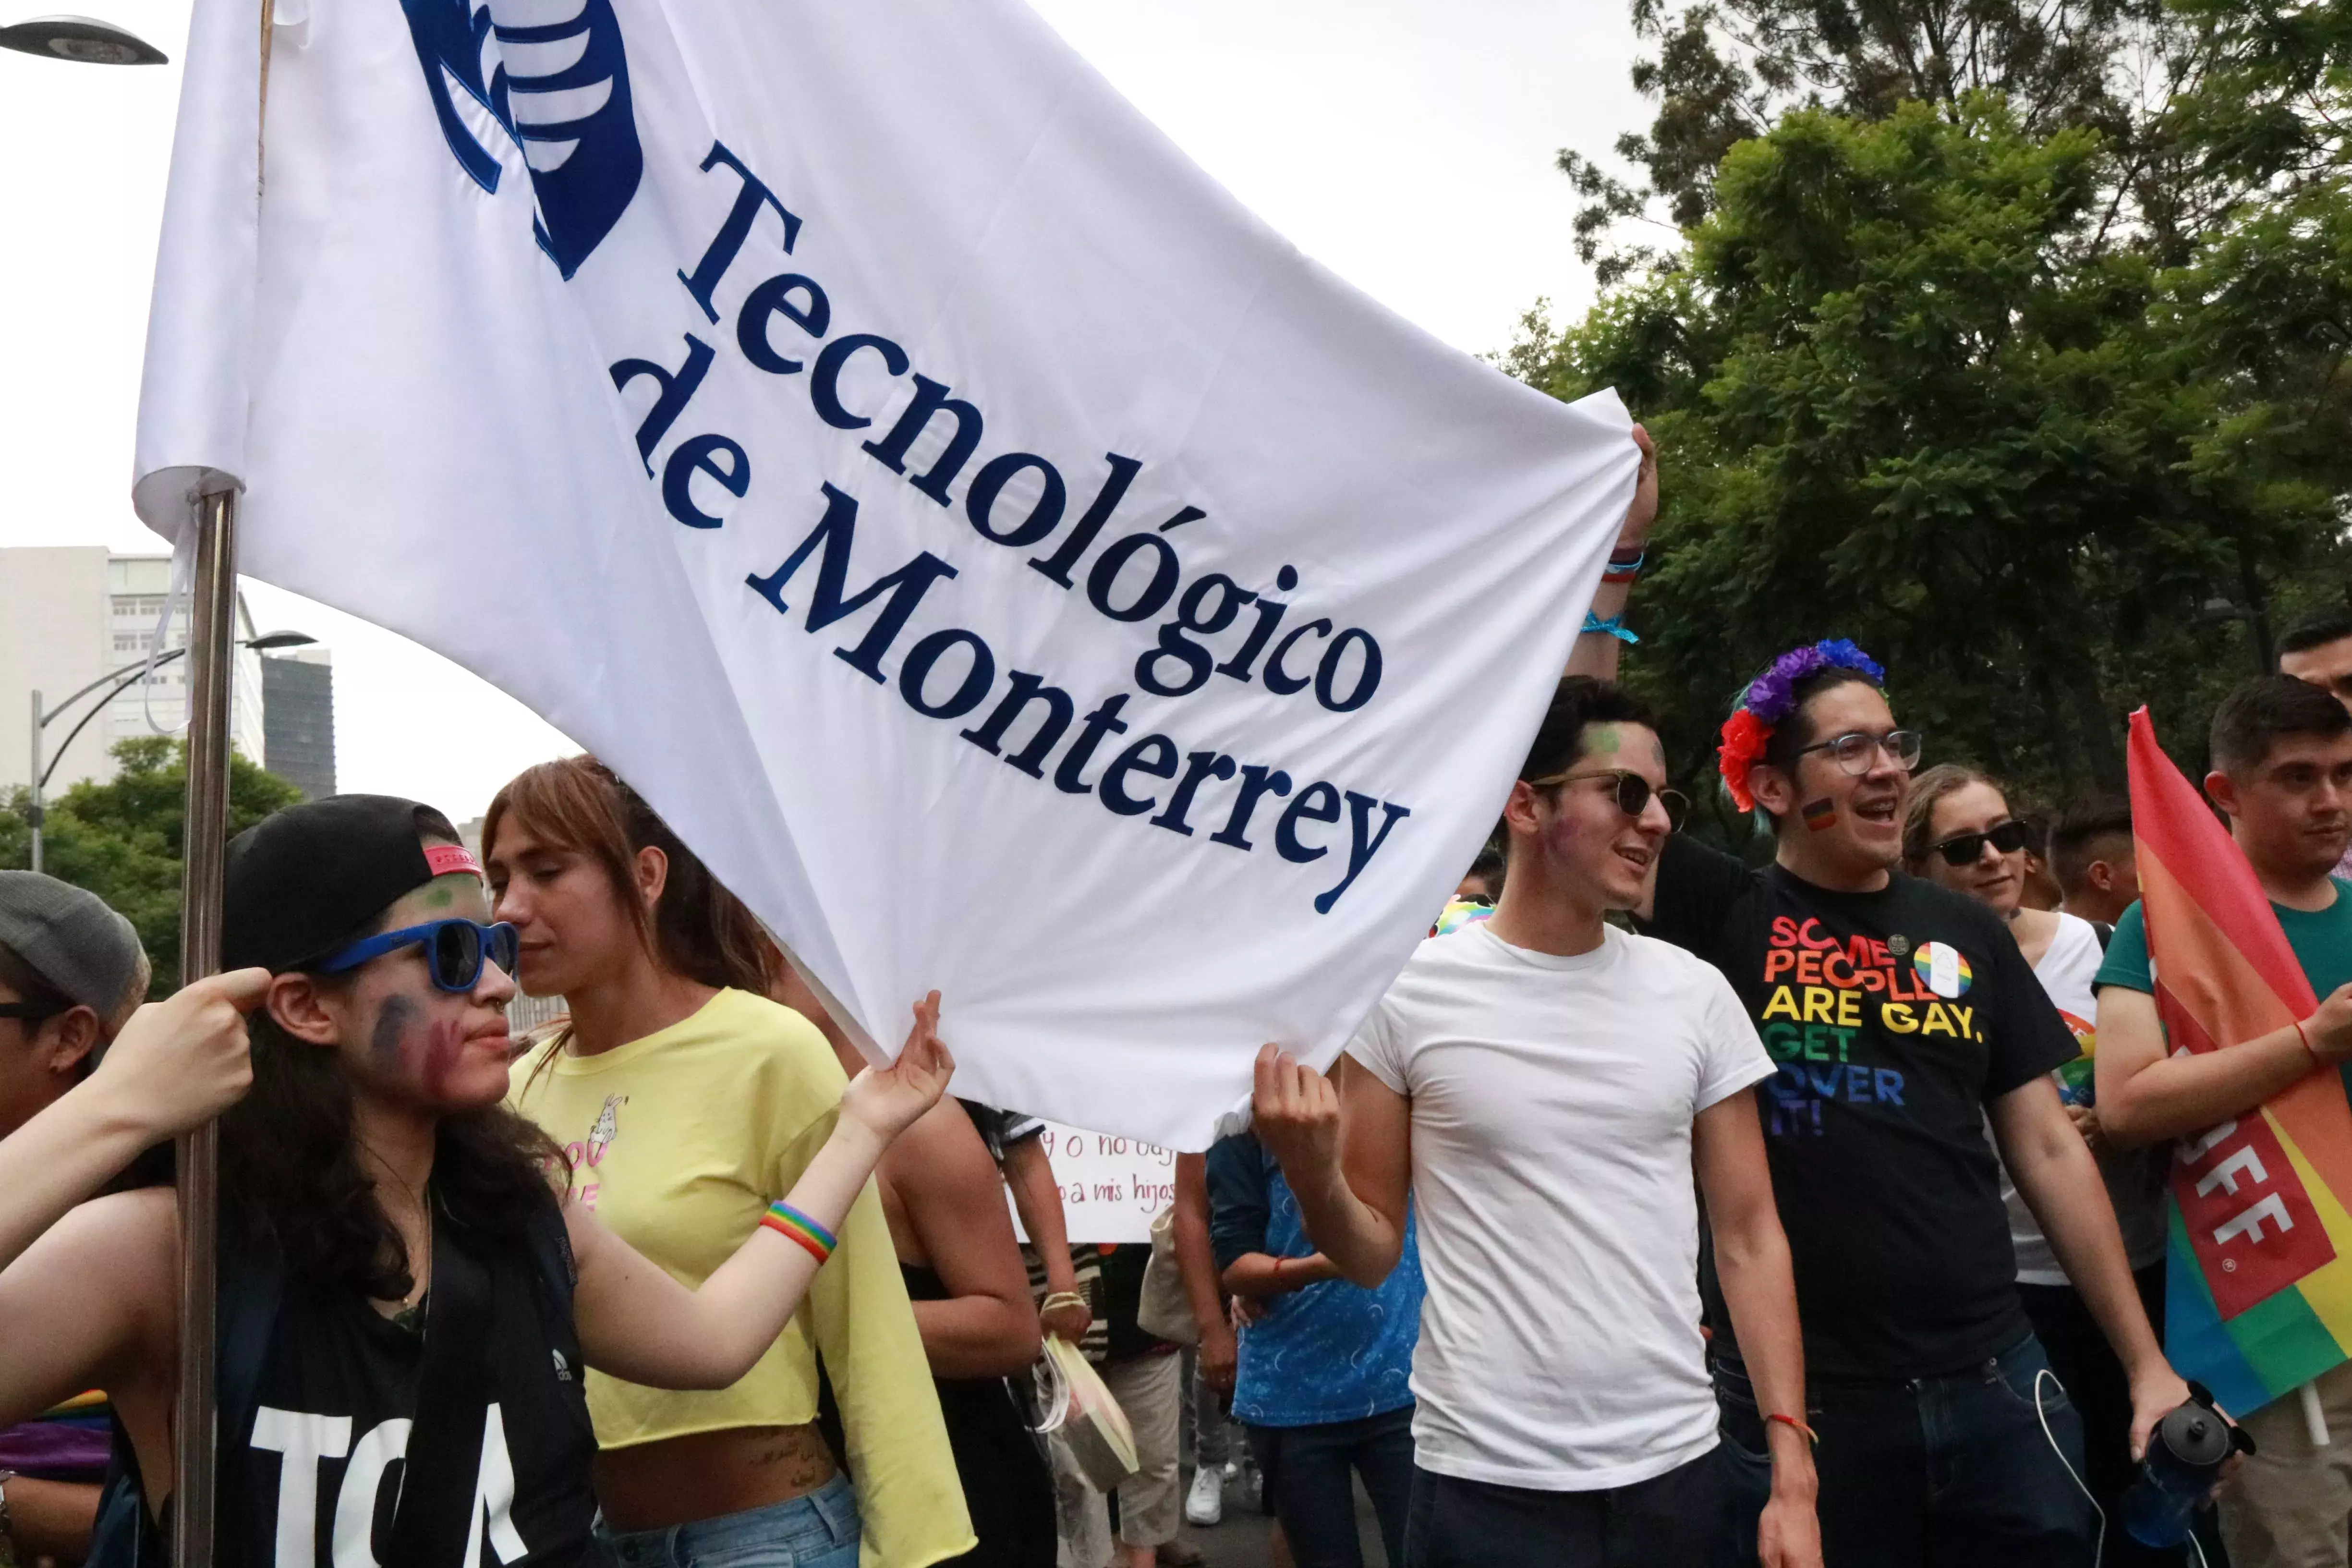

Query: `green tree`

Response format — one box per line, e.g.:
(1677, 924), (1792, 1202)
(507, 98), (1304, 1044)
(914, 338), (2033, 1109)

(1561, 0), (2183, 283)
(0, 738), (306, 994)
(1515, 98), (2348, 828)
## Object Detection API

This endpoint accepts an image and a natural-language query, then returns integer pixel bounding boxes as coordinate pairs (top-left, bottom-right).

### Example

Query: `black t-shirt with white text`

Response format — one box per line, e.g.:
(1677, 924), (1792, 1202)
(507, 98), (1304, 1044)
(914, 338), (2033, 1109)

(1641, 836), (2076, 1379)
(219, 1228), (594, 1568)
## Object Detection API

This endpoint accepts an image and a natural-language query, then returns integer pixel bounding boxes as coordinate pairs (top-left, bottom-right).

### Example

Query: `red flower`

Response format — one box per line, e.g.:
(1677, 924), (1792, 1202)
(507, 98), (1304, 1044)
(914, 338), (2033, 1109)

(1718, 708), (1771, 814)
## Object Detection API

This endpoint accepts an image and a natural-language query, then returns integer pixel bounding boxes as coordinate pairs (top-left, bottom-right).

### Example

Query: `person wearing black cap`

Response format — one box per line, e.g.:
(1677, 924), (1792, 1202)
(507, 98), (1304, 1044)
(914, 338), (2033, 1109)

(0, 795), (955, 1568)
(0, 872), (155, 1567)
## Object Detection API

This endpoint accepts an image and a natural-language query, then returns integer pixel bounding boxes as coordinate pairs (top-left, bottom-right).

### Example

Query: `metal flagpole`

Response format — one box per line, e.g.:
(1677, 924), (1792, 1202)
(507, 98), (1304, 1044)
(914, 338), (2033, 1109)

(173, 485), (238, 1568)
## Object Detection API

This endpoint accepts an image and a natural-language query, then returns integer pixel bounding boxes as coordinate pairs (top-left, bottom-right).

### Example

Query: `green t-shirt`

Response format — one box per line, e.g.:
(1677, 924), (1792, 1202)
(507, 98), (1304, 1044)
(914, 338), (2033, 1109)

(2097, 876), (2352, 1101)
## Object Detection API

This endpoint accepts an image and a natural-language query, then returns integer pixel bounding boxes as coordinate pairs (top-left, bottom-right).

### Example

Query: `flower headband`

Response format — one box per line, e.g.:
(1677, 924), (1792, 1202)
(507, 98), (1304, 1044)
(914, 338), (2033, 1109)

(1717, 639), (1886, 813)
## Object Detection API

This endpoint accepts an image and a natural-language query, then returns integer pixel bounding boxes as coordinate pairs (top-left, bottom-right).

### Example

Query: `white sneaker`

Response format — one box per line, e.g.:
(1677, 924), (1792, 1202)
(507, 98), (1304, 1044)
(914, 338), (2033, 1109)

(1184, 1464), (1224, 1527)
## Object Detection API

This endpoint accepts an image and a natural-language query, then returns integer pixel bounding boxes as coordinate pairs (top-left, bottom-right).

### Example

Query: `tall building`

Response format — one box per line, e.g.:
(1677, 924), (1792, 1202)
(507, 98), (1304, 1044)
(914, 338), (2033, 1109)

(262, 647), (336, 800)
(0, 547), (270, 797)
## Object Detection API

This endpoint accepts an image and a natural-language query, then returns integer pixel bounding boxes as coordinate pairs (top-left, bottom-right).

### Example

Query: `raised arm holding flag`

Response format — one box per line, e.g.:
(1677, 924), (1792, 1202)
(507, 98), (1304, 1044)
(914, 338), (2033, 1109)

(2096, 678), (2352, 1565)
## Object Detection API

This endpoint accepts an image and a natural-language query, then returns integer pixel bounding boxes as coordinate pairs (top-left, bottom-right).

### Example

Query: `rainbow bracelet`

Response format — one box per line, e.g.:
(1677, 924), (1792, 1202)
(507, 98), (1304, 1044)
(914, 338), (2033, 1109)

(760, 1201), (837, 1265)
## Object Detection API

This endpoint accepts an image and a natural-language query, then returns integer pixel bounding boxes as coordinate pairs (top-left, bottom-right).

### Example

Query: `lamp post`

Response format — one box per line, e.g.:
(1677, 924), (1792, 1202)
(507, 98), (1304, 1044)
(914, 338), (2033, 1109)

(0, 13), (166, 62)
(27, 630), (314, 873)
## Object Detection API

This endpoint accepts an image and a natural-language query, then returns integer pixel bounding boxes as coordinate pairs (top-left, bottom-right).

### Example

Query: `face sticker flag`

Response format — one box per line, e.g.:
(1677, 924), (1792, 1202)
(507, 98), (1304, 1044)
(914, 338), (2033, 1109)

(2128, 708), (2352, 1414)
(1801, 798), (1837, 832)
(131, 0), (1638, 1147)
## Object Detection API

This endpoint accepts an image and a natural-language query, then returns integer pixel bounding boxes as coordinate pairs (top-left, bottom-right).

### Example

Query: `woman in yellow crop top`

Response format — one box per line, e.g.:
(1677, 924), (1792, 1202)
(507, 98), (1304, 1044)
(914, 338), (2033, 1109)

(490, 757), (973, 1568)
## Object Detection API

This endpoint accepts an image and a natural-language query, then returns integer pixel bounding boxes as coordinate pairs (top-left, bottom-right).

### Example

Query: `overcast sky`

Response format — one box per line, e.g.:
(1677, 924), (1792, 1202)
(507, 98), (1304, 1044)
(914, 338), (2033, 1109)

(0, 0), (1647, 821)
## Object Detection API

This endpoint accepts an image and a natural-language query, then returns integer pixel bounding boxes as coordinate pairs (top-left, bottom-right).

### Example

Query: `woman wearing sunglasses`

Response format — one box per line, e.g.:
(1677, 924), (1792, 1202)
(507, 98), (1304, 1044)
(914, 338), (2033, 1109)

(1902, 765), (2173, 1563)
(0, 794), (954, 1568)
(487, 759), (971, 1568)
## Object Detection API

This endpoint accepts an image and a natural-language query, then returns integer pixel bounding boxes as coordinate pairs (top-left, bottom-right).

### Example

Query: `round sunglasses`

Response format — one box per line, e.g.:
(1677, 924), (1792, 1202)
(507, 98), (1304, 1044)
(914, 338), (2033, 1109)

(1529, 768), (1691, 833)
(315, 918), (520, 993)
(1927, 818), (2034, 867)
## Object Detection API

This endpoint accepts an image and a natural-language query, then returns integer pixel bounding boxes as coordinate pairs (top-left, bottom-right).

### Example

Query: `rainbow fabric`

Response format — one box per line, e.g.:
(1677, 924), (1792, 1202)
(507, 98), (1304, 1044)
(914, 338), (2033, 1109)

(760, 1201), (838, 1265)
(1431, 899), (1495, 938)
(2130, 709), (2352, 1415)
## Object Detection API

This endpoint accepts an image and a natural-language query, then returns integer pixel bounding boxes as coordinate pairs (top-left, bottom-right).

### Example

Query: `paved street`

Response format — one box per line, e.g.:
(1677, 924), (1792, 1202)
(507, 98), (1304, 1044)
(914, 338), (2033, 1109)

(1164, 1463), (1392, 1568)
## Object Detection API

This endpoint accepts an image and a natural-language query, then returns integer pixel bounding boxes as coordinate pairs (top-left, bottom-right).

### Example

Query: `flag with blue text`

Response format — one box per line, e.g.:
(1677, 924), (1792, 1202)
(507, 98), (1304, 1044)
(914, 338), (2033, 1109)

(134, 0), (1637, 1145)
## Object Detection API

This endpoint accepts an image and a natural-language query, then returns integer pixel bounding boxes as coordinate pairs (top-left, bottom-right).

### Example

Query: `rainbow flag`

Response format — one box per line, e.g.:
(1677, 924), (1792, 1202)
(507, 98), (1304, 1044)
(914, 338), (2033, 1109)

(2131, 708), (2352, 1414)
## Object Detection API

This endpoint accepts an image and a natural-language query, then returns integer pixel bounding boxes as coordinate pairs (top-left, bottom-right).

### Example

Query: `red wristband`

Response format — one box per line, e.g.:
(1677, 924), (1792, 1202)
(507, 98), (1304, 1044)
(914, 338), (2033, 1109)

(2298, 1018), (2325, 1067)
(1766, 1412), (1819, 1446)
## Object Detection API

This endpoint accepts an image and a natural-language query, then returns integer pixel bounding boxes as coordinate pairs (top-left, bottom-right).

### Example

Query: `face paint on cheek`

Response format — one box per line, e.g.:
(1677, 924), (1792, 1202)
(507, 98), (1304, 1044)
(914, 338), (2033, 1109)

(370, 995), (417, 1065)
(420, 1018), (468, 1101)
(1802, 798), (1839, 832)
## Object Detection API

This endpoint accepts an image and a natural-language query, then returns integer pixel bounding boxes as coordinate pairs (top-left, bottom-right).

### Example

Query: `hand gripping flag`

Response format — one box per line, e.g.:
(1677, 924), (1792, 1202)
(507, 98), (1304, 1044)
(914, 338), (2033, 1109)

(2131, 708), (2352, 1413)
(132, 0), (1639, 1147)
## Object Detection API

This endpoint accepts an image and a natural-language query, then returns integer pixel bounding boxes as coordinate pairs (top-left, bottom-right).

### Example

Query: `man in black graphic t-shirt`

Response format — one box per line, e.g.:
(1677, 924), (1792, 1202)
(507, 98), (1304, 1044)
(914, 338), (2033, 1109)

(1648, 838), (2087, 1376)
(1574, 615), (2190, 1561)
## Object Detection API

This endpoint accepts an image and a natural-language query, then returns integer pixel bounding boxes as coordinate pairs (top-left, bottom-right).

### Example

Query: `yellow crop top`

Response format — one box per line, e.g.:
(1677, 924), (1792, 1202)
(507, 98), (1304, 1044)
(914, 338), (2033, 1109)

(509, 988), (973, 1567)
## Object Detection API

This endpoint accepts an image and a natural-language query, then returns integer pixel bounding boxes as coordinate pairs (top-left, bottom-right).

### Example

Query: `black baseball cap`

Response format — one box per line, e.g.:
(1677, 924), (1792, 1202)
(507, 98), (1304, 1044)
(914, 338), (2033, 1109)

(223, 796), (477, 973)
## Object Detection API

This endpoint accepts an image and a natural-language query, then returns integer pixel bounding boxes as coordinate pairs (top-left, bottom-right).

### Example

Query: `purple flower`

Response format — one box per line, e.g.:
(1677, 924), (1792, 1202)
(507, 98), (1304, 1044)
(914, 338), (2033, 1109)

(1737, 639), (1884, 726)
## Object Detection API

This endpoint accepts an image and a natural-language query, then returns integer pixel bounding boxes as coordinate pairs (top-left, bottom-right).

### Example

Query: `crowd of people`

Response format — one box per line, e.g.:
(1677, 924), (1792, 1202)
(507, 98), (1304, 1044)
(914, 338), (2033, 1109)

(2, 430), (2352, 1568)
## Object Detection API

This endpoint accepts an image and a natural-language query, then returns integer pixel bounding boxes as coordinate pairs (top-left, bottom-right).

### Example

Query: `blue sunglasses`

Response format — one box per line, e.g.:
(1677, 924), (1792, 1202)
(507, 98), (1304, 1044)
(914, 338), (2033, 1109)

(315, 919), (519, 993)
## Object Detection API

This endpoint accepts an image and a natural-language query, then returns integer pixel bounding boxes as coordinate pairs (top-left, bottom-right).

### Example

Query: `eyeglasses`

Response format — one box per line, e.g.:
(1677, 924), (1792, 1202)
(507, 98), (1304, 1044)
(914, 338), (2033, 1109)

(0, 1000), (69, 1023)
(1528, 768), (1691, 832)
(1794, 729), (1923, 775)
(1928, 818), (2035, 867)
(315, 918), (520, 994)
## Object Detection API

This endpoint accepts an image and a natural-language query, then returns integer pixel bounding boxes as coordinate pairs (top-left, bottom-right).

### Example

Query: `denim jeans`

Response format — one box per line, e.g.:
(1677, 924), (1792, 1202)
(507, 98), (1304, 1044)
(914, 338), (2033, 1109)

(1188, 1350), (1231, 1469)
(1716, 1334), (2095, 1568)
(1243, 1404), (1415, 1568)
(1400, 1441), (1753, 1568)
(591, 1475), (860, 1568)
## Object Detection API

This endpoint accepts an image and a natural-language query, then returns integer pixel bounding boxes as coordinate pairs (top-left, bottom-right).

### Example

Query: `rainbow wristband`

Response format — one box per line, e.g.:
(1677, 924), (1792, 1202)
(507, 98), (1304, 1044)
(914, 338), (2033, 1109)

(760, 1201), (838, 1265)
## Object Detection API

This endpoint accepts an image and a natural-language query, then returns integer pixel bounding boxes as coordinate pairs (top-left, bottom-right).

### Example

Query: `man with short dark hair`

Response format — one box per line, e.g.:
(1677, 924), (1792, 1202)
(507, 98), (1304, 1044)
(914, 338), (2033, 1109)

(2279, 609), (2352, 881)
(1254, 676), (1820, 1568)
(2097, 673), (2352, 1567)
(1610, 643), (2185, 1567)
(2052, 799), (2139, 928)
(2279, 610), (2352, 712)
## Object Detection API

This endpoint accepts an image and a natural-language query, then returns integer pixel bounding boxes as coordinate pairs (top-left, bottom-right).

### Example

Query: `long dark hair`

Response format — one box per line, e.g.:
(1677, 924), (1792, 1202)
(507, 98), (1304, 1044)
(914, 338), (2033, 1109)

(483, 756), (775, 994)
(220, 961), (568, 1303)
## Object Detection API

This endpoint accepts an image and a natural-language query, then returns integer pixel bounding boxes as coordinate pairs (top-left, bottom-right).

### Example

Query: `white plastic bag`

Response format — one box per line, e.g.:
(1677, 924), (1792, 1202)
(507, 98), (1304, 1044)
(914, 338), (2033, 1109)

(1031, 1335), (1138, 1492)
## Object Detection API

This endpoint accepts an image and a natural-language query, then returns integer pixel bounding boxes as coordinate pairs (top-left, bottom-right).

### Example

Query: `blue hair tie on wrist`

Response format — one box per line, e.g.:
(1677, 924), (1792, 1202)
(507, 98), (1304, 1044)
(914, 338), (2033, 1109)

(1582, 611), (1639, 644)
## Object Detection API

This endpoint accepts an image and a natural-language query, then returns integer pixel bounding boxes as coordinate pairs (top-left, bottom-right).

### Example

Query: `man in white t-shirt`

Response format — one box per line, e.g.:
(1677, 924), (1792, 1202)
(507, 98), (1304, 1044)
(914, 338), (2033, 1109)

(1253, 677), (1821, 1568)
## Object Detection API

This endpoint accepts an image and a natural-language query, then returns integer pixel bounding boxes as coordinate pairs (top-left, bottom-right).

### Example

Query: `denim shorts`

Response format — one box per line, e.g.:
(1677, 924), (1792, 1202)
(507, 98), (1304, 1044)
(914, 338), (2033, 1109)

(591, 1475), (860, 1568)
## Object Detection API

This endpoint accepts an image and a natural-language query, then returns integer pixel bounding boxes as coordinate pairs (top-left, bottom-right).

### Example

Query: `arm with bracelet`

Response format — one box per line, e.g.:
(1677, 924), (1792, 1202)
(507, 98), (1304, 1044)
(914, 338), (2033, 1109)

(1001, 1134), (1092, 1342)
(567, 993), (954, 1389)
(1566, 423), (1657, 682)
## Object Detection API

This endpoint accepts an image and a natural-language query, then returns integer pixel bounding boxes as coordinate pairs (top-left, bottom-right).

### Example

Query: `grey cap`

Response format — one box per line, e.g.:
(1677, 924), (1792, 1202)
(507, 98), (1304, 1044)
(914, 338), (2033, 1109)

(0, 872), (145, 1015)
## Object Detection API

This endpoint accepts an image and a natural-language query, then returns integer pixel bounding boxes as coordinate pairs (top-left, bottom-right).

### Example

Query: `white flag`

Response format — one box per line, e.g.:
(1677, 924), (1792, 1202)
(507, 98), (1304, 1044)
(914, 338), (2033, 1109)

(136, 0), (1637, 1147)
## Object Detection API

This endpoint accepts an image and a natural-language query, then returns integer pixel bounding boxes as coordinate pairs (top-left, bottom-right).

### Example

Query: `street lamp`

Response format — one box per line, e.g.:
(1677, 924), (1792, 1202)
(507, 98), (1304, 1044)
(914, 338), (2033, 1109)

(0, 13), (167, 62)
(27, 630), (314, 873)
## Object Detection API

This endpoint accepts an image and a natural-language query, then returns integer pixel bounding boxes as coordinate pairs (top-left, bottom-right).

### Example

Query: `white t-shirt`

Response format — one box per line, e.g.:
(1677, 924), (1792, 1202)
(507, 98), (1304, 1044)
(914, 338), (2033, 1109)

(2005, 912), (2170, 1282)
(1347, 921), (1775, 1491)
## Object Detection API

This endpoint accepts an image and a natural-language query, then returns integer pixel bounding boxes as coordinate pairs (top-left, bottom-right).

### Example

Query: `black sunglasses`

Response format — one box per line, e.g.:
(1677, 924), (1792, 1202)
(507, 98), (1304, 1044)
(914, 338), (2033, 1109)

(1928, 818), (2034, 867)
(0, 1000), (69, 1022)
(1528, 768), (1692, 833)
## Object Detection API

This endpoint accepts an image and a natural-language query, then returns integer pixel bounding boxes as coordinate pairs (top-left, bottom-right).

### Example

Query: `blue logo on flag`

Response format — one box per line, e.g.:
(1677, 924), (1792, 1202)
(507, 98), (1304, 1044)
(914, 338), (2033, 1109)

(398, 0), (643, 279)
